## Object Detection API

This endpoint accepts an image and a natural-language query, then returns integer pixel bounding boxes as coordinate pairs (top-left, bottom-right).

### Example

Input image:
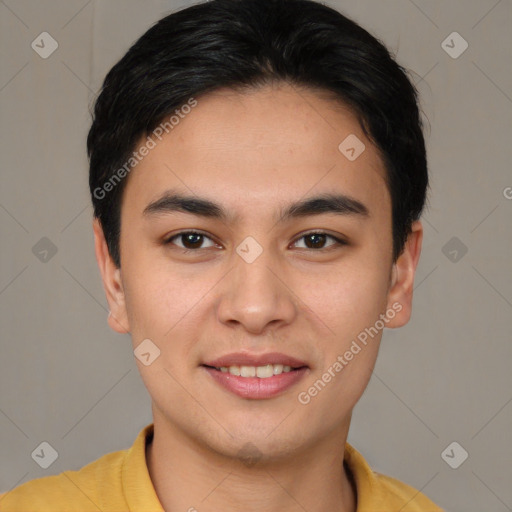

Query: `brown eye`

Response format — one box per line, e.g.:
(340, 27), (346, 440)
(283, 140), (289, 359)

(293, 232), (347, 250)
(165, 231), (217, 251)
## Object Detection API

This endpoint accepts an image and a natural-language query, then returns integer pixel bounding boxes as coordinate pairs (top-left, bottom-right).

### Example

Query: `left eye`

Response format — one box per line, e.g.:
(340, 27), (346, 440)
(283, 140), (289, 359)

(293, 232), (346, 250)
(164, 231), (346, 251)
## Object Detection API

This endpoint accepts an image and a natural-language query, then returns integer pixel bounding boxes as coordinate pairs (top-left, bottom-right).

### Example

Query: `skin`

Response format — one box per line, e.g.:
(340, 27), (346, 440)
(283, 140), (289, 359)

(93, 81), (423, 512)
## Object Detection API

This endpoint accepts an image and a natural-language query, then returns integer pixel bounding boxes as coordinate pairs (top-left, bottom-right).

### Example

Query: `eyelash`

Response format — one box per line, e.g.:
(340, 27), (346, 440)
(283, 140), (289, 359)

(164, 230), (348, 253)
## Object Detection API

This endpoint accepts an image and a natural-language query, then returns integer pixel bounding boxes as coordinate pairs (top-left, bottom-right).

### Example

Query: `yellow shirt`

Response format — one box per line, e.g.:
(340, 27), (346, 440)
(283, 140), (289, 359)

(0, 423), (444, 511)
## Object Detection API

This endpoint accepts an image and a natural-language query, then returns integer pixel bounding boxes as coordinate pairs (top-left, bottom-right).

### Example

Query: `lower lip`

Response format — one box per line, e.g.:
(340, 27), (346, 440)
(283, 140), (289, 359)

(201, 366), (309, 399)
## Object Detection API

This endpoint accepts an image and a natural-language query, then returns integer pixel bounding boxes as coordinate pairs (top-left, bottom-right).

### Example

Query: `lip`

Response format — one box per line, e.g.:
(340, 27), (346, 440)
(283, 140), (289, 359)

(202, 351), (309, 369)
(201, 365), (309, 399)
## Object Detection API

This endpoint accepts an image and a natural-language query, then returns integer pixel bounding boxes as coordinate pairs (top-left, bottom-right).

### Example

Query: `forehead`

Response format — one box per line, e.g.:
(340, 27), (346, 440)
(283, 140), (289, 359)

(122, 82), (390, 222)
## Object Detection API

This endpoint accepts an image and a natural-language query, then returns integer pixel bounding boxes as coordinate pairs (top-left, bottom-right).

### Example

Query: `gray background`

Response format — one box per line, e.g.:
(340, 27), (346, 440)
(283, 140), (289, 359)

(0, 1), (511, 510)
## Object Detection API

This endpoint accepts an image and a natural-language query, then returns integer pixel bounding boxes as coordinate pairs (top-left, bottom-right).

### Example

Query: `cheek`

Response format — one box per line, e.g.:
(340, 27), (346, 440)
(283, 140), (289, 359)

(302, 256), (390, 341)
(122, 259), (219, 350)
(296, 264), (388, 415)
(124, 274), (183, 339)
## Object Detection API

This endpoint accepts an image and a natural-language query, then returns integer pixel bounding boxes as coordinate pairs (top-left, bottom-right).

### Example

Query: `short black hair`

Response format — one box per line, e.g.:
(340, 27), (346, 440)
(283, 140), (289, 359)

(87, 0), (429, 268)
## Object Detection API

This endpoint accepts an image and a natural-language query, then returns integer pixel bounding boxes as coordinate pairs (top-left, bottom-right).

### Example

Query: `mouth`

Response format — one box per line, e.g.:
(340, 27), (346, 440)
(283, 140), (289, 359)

(200, 359), (310, 399)
(201, 363), (307, 378)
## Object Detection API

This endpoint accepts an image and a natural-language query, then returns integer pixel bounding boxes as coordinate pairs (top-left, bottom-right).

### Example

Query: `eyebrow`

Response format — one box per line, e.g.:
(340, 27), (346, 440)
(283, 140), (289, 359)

(143, 190), (370, 224)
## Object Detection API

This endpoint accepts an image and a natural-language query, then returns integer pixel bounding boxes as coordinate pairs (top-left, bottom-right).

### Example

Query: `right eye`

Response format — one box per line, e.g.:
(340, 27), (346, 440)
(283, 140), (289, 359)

(164, 231), (220, 252)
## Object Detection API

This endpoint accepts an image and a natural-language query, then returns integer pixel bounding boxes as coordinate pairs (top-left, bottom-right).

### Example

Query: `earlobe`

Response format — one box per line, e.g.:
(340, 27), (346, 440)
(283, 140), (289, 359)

(107, 309), (130, 334)
(385, 220), (423, 329)
(92, 218), (130, 334)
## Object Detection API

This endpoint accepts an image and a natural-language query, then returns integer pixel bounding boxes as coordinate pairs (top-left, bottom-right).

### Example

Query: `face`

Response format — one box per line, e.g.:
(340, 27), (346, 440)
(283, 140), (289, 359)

(94, 82), (422, 462)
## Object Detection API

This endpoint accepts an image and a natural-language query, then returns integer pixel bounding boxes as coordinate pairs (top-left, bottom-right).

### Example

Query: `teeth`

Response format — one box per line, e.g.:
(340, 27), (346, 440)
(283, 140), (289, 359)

(273, 364), (284, 375)
(217, 364), (297, 378)
(256, 365), (273, 378)
(240, 366), (256, 377)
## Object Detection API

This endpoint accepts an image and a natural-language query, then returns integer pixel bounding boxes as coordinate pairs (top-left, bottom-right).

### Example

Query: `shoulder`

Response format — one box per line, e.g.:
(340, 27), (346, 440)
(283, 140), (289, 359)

(0, 449), (126, 512)
(373, 471), (444, 511)
(344, 443), (444, 511)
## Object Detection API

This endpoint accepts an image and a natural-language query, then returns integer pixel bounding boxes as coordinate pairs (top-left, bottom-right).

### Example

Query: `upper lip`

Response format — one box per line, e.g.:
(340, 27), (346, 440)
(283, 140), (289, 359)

(202, 352), (308, 369)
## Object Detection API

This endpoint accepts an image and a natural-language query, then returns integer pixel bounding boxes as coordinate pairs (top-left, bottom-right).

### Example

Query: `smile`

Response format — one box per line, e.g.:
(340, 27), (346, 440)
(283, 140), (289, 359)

(201, 364), (309, 399)
(208, 363), (298, 378)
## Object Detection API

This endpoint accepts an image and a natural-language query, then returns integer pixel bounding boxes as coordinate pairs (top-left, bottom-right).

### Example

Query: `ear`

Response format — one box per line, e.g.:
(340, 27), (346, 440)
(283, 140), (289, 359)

(92, 218), (130, 334)
(384, 220), (423, 328)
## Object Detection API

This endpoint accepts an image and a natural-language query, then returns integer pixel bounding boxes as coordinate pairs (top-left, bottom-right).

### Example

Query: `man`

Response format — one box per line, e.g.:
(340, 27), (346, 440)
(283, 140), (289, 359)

(0, 0), (444, 510)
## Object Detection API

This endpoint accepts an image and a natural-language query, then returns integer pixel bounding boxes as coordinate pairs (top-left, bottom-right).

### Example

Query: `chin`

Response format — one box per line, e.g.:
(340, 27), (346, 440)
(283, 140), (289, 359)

(212, 423), (311, 462)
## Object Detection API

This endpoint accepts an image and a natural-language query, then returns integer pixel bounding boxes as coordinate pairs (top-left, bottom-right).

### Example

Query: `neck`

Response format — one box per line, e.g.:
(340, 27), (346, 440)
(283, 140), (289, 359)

(145, 410), (357, 512)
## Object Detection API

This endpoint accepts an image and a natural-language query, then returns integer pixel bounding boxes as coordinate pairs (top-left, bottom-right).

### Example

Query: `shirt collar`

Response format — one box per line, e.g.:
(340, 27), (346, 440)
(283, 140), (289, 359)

(344, 442), (386, 511)
(122, 423), (164, 512)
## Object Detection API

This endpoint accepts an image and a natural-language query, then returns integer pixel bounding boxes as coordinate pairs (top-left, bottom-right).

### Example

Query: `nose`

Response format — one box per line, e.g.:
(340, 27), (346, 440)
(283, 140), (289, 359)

(216, 245), (297, 335)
